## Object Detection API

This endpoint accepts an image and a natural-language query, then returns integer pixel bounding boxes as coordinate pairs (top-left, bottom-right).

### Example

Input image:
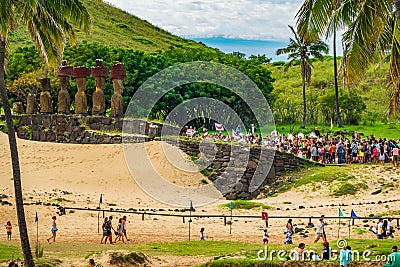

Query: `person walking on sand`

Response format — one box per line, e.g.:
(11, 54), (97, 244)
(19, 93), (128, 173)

(284, 219), (294, 244)
(5, 221), (12, 240)
(122, 216), (130, 241)
(47, 216), (58, 242)
(262, 229), (269, 244)
(314, 215), (326, 243)
(100, 217), (108, 244)
(104, 216), (115, 244)
(114, 218), (125, 244)
(200, 228), (205, 240)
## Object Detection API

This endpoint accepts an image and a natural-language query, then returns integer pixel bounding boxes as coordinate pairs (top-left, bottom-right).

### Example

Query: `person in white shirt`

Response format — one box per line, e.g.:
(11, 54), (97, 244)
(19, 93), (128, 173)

(314, 215), (326, 243)
(387, 218), (394, 238)
(377, 218), (384, 239)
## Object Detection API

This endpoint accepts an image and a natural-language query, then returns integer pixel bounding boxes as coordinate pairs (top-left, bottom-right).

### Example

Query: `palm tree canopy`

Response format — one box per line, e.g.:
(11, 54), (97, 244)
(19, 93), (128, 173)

(0, 0), (90, 68)
(276, 25), (329, 82)
(296, 1), (399, 81)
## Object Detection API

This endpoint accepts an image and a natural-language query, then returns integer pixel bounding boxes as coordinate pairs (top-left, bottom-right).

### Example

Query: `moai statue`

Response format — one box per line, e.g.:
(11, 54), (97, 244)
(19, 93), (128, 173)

(91, 59), (108, 116)
(39, 78), (53, 113)
(26, 92), (36, 114)
(12, 102), (24, 114)
(110, 63), (126, 117)
(57, 60), (73, 114)
(73, 66), (90, 115)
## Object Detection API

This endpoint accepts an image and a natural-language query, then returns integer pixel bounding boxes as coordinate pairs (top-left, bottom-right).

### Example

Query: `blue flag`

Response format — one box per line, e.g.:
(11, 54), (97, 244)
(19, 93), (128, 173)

(189, 200), (195, 212)
(229, 201), (233, 211)
(351, 209), (358, 219)
(100, 194), (102, 204)
(35, 212), (38, 223)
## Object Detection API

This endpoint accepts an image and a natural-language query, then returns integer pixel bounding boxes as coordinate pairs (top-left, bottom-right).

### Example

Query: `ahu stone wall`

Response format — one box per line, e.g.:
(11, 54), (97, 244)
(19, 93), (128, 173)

(174, 139), (321, 200)
(0, 114), (176, 144)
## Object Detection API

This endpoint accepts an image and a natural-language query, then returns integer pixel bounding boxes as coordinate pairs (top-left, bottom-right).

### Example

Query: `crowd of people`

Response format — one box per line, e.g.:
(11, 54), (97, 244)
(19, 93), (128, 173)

(183, 125), (400, 166)
(276, 129), (400, 166)
(371, 218), (396, 239)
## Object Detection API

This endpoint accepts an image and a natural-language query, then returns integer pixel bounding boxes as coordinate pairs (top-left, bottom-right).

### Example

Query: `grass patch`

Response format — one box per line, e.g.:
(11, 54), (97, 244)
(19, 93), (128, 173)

(293, 166), (356, 188)
(0, 244), (22, 262)
(200, 169), (212, 176)
(353, 228), (368, 235)
(110, 251), (148, 265)
(381, 182), (395, 190)
(51, 198), (72, 203)
(219, 200), (273, 210)
(200, 179), (209, 184)
(35, 258), (62, 267)
(282, 201), (292, 204)
(134, 241), (260, 257)
(201, 259), (281, 267)
(374, 210), (400, 217)
(329, 181), (368, 197)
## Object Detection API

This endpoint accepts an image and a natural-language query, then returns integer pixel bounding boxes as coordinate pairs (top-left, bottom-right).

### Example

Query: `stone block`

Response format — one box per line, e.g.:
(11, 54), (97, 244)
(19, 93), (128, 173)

(73, 66), (90, 78)
(110, 63), (126, 79)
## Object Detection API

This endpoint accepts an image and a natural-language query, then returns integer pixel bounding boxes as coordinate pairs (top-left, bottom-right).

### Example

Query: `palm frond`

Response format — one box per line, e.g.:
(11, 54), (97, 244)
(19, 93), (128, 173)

(341, 0), (389, 84)
(0, 0), (12, 40)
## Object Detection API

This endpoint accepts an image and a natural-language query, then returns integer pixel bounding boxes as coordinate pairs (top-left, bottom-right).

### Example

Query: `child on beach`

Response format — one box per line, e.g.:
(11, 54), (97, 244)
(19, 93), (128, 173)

(339, 246), (352, 266)
(47, 216), (58, 242)
(200, 228), (205, 240)
(5, 221), (12, 240)
(262, 229), (269, 244)
(114, 218), (125, 244)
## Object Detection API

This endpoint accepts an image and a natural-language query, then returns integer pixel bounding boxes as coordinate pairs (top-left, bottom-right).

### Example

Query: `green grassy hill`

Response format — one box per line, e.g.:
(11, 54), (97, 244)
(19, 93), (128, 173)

(8, 0), (208, 54)
(266, 57), (391, 123)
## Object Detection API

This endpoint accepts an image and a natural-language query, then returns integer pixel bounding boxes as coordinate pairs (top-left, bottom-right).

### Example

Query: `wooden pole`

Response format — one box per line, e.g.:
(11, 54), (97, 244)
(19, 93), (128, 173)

(338, 217), (340, 238)
(36, 216), (39, 249)
(189, 210), (191, 241)
(348, 218), (351, 239)
(97, 203), (100, 234)
(229, 209), (232, 234)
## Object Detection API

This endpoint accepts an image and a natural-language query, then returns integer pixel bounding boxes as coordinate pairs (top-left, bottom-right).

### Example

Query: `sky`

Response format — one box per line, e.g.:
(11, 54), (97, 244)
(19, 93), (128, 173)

(106, 0), (304, 41)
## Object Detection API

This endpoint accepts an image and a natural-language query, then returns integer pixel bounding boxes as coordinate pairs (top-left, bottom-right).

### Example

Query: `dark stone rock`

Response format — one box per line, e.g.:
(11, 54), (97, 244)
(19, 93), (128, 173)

(372, 189), (382, 195)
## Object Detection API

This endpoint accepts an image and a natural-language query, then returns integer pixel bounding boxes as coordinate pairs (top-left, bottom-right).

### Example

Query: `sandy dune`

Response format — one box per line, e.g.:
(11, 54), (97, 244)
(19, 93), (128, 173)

(1, 132), (400, 266)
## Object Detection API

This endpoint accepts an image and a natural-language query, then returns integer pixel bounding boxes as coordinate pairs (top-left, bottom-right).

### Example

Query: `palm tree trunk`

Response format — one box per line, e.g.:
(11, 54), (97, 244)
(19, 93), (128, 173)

(333, 31), (343, 128)
(301, 60), (307, 129)
(0, 38), (35, 267)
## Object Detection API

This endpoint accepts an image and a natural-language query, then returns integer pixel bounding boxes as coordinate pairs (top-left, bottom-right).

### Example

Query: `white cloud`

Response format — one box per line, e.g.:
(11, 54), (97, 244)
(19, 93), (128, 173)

(105, 0), (304, 41)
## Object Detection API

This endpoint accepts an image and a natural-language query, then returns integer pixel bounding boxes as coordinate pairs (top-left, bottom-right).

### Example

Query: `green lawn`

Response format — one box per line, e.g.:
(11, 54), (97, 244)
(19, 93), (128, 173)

(219, 200), (273, 210)
(0, 239), (396, 266)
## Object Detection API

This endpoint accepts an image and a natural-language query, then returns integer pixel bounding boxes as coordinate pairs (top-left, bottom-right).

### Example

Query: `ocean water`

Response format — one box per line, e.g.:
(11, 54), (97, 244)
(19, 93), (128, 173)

(191, 37), (289, 62)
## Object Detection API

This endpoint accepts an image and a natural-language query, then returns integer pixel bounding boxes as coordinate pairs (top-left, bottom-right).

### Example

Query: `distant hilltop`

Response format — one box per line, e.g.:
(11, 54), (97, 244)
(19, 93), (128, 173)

(8, 0), (212, 54)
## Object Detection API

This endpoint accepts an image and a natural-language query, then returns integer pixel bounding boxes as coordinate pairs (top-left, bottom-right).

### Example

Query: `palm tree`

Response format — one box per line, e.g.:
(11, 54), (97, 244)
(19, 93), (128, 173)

(296, 0), (400, 118)
(276, 25), (329, 128)
(297, 0), (344, 127)
(0, 1), (90, 266)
